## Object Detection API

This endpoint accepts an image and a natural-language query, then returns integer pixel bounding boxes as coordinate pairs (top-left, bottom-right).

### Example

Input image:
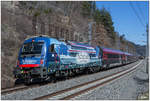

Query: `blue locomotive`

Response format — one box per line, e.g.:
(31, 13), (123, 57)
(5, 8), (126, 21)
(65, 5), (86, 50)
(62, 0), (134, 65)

(13, 35), (137, 83)
(14, 36), (102, 83)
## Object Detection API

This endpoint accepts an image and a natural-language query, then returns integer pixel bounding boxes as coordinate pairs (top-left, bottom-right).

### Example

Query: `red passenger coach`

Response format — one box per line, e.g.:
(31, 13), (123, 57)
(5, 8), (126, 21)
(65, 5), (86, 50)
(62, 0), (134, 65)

(101, 47), (126, 68)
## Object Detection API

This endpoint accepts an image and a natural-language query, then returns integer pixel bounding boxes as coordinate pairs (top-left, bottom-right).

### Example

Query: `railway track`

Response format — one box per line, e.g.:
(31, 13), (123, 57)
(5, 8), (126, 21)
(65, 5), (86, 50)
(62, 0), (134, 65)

(34, 60), (143, 100)
(1, 83), (45, 95)
(1, 82), (53, 95)
(1, 61), (139, 97)
(1, 85), (28, 95)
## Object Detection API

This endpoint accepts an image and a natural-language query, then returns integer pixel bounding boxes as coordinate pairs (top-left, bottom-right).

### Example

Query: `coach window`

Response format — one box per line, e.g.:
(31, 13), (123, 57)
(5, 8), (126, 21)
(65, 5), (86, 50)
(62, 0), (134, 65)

(108, 54), (112, 58)
(111, 54), (114, 58)
(114, 54), (118, 58)
(115, 54), (117, 58)
(49, 44), (55, 53)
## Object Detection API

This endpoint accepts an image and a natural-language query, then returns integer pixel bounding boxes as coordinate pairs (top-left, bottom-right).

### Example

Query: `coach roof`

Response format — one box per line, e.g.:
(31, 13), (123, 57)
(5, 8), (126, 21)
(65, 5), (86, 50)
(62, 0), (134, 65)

(101, 47), (125, 54)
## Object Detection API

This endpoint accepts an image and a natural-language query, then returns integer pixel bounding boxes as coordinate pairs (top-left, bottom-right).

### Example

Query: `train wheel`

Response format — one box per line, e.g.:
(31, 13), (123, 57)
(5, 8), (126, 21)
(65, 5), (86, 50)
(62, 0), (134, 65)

(83, 68), (89, 74)
(106, 64), (110, 69)
(45, 76), (51, 82)
(102, 64), (107, 70)
(97, 67), (101, 72)
(89, 67), (94, 73)
(93, 67), (98, 73)
(51, 73), (57, 83)
(101, 65), (105, 70)
(25, 78), (32, 85)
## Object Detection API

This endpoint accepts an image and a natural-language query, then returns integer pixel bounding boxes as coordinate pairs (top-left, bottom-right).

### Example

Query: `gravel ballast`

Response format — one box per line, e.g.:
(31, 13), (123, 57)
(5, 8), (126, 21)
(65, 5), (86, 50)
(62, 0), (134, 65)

(1, 60), (144, 100)
(72, 60), (149, 100)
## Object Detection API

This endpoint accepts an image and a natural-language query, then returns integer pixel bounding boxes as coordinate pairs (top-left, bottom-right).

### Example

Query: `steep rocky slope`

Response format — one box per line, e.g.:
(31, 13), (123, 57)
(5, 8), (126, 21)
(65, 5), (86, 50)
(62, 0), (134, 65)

(0, 1), (94, 88)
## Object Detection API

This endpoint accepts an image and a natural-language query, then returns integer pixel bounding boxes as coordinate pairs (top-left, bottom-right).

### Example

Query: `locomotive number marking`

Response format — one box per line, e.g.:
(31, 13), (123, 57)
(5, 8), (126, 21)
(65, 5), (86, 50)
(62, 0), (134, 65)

(76, 52), (90, 64)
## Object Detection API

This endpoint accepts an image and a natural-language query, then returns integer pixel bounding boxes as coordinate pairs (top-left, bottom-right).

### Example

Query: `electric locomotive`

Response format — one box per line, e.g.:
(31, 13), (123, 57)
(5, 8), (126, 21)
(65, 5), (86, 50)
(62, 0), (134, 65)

(13, 35), (137, 84)
(13, 35), (102, 83)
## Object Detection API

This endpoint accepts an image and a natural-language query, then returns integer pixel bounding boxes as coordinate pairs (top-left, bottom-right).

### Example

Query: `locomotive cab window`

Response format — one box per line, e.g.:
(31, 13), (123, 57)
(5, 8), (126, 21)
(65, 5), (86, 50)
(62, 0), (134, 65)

(21, 42), (44, 56)
(49, 44), (55, 53)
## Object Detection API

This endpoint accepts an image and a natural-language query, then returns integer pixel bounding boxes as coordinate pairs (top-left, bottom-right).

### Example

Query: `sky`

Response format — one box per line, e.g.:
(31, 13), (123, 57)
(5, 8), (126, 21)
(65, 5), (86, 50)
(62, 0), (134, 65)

(96, 1), (149, 46)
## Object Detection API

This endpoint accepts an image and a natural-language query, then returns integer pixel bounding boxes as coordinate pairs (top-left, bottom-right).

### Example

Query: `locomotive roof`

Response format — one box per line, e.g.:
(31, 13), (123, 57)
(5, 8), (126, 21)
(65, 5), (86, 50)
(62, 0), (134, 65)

(24, 36), (60, 44)
(25, 35), (51, 40)
(68, 41), (95, 49)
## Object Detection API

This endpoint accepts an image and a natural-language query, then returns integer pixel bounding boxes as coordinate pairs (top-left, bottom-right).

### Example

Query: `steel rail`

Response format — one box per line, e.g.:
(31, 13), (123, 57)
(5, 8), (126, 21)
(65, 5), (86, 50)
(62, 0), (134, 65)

(1, 61), (139, 96)
(1, 85), (28, 95)
(34, 60), (143, 100)
(61, 61), (142, 100)
(1, 84), (40, 95)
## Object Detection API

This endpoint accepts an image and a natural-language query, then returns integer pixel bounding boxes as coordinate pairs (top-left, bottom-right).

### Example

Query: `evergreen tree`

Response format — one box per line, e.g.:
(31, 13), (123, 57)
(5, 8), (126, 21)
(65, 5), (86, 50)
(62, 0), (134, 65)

(99, 7), (115, 40)
(93, 9), (101, 24)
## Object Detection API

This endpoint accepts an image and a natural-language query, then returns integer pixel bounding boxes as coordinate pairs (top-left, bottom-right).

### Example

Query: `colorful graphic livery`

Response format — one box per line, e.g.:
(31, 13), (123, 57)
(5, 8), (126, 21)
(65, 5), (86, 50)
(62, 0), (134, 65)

(13, 35), (137, 83)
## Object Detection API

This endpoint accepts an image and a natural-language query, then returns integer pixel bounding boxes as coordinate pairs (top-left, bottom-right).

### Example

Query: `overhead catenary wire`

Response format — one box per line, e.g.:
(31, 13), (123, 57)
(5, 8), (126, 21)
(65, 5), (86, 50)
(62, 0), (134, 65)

(136, 1), (146, 20)
(129, 1), (146, 28)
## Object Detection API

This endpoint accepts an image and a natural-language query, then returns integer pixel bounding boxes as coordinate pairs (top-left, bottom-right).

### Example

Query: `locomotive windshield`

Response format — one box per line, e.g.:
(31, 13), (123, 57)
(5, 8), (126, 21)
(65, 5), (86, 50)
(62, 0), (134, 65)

(21, 42), (44, 56)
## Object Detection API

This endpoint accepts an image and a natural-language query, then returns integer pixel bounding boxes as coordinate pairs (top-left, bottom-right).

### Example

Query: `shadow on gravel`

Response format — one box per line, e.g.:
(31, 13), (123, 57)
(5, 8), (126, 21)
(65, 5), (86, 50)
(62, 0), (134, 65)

(133, 76), (149, 85)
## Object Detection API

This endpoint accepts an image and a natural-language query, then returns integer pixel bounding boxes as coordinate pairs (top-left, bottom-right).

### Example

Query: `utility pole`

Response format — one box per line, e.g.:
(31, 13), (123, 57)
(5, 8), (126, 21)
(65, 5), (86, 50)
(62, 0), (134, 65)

(146, 24), (149, 74)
